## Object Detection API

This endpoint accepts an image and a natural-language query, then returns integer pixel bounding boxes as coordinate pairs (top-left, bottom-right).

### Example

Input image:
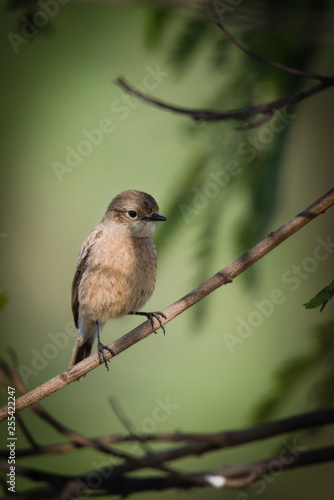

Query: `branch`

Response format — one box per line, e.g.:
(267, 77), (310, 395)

(73, 446), (334, 494)
(1, 443), (334, 498)
(70, 446), (334, 495)
(0, 401), (334, 498)
(115, 22), (334, 130)
(116, 76), (334, 131)
(1, 361), (334, 492)
(2, 407), (333, 460)
(0, 360), (195, 484)
(0, 188), (333, 421)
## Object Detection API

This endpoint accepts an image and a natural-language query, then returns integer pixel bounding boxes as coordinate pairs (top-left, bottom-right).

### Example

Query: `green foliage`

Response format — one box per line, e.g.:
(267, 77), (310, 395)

(167, 17), (209, 71)
(6, 0), (36, 9)
(0, 291), (8, 311)
(304, 280), (334, 312)
(149, 10), (309, 298)
(144, 7), (172, 47)
(154, 154), (209, 250)
(251, 320), (334, 424)
(191, 197), (221, 327)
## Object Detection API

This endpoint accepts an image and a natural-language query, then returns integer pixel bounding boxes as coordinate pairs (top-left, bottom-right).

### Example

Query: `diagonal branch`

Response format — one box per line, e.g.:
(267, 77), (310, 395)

(0, 188), (333, 421)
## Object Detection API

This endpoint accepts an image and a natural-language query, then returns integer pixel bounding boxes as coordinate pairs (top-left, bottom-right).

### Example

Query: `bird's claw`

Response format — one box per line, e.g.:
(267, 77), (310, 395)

(97, 342), (114, 370)
(129, 310), (167, 334)
(146, 311), (167, 334)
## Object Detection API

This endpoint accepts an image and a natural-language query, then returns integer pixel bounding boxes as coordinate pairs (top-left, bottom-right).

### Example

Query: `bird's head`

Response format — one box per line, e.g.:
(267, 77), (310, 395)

(103, 190), (167, 237)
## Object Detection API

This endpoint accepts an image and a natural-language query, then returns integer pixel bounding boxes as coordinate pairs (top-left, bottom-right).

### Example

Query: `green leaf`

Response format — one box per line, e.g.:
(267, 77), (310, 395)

(303, 280), (334, 311)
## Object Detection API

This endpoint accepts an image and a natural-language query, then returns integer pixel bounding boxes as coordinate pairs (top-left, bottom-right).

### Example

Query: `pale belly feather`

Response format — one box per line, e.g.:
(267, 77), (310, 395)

(78, 232), (157, 325)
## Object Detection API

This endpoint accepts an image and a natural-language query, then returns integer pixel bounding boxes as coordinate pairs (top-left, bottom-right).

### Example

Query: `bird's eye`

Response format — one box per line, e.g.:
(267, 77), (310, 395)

(128, 210), (138, 219)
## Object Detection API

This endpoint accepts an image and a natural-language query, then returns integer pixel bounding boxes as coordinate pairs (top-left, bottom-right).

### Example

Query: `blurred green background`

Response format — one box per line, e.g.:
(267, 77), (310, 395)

(1, 1), (334, 499)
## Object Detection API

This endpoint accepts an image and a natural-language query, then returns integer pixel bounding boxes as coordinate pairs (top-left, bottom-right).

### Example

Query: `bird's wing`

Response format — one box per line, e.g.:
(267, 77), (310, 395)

(71, 241), (91, 329)
(71, 227), (104, 328)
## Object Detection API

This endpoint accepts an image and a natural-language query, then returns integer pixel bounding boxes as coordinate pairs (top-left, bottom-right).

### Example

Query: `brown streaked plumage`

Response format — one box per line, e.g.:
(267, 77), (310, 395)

(69, 190), (167, 379)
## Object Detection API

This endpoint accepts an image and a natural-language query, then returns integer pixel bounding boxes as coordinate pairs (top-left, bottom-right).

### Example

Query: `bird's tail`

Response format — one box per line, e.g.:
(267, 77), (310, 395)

(69, 338), (93, 380)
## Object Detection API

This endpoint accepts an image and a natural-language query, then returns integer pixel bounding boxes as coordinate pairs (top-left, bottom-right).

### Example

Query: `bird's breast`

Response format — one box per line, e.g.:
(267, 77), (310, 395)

(78, 232), (157, 323)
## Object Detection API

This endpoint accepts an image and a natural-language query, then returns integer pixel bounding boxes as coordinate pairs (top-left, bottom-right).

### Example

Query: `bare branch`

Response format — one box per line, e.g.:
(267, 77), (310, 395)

(116, 76), (334, 130)
(2, 407), (332, 460)
(0, 359), (166, 469)
(81, 446), (334, 494)
(115, 21), (334, 129)
(1, 444), (334, 497)
(0, 188), (333, 421)
(1, 368), (334, 498)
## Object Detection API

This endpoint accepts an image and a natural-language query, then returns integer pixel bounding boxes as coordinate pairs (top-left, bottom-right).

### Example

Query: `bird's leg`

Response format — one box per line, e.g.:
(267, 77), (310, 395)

(129, 311), (167, 335)
(95, 320), (114, 370)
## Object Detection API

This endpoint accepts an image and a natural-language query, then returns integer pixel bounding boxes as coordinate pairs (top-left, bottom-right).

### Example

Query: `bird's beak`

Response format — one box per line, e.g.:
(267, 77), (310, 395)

(146, 213), (167, 222)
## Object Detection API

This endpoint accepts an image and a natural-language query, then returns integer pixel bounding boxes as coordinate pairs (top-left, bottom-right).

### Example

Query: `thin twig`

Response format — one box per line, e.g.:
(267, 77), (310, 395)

(208, 13), (325, 81)
(109, 397), (152, 455)
(0, 188), (333, 421)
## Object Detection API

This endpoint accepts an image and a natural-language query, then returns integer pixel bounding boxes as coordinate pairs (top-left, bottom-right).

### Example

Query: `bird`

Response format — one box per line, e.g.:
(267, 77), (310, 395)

(69, 190), (167, 378)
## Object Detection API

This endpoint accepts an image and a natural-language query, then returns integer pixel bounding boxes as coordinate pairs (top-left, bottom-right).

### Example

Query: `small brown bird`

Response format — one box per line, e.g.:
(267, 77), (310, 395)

(69, 190), (167, 377)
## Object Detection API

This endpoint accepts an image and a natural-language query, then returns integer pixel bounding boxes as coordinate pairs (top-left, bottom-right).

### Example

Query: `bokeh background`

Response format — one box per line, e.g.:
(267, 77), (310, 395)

(1, 1), (334, 499)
